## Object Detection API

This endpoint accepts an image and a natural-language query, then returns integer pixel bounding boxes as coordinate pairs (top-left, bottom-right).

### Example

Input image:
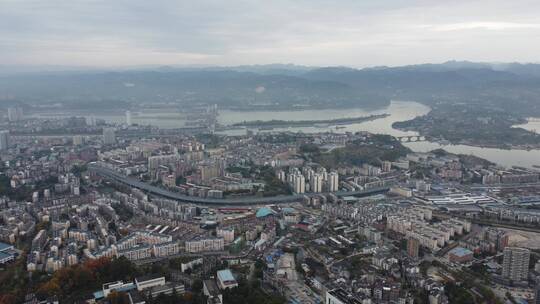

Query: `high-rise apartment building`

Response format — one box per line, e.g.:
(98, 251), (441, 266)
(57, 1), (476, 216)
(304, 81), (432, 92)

(502, 247), (530, 282)
(7, 107), (23, 122)
(103, 128), (116, 145)
(126, 110), (132, 126)
(381, 161), (392, 172)
(293, 173), (305, 194)
(276, 170), (286, 183)
(534, 277), (540, 304)
(86, 116), (97, 126)
(148, 154), (180, 172)
(0, 130), (9, 151)
(310, 173), (323, 193)
(407, 237), (420, 258)
(73, 135), (84, 146)
(328, 171), (339, 192)
(200, 164), (220, 182)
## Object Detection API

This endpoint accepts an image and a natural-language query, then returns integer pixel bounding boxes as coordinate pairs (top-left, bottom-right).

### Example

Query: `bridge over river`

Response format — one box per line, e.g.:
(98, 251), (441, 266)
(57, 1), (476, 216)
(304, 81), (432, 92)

(394, 135), (428, 142)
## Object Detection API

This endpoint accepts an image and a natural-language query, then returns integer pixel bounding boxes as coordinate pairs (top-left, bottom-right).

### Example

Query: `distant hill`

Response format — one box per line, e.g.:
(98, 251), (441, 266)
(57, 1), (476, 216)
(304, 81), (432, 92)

(1, 61), (539, 114)
(496, 63), (540, 77)
(0, 69), (386, 109)
(301, 62), (540, 114)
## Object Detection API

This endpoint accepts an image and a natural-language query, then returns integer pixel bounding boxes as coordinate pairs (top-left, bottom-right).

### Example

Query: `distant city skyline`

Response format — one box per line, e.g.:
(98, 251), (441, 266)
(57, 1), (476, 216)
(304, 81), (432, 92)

(1, 0), (540, 67)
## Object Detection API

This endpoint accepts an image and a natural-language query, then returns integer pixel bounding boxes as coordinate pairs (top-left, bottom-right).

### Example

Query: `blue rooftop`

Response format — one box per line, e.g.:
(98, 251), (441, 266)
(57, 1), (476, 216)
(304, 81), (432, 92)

(93, 283), (135, 300)
(217, 269), (236, 283)
(0, 252), (14, 261)
(282, 207), (296, 214)
(0, 242), (13, 252)
(449, 247), (473, 257)
(256, 207), (275, 218)
(93, 291), (104, 299)
(117, 283), (136, 292)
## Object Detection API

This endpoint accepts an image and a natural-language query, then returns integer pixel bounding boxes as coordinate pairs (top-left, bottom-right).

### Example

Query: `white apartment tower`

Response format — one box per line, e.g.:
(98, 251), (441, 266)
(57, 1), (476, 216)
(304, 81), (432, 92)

(126, 110), (132, 126)
(276, 170), (286, 183)
(7, 107), (23, 122)
(310, 173), (323, 193)
(293, 173), (305, 194)
(502, 247), (530, 282)
(328, 171), (339, 192)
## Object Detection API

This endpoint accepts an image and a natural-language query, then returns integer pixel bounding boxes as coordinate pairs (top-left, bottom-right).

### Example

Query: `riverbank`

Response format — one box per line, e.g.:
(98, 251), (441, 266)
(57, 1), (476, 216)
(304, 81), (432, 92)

(27, 100), (540, 168)
(396, 127), (540, 150)
(392, 104), (540, 150)
(231, 113), (390, 128)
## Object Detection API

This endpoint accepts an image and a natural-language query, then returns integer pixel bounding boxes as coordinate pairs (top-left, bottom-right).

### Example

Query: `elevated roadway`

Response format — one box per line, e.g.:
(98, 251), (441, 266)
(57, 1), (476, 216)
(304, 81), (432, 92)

(88, 164), (389, 206)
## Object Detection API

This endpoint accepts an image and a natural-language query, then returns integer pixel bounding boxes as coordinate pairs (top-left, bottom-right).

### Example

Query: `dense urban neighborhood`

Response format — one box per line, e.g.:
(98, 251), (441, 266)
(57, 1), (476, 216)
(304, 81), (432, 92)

(2, 107), (540, 304)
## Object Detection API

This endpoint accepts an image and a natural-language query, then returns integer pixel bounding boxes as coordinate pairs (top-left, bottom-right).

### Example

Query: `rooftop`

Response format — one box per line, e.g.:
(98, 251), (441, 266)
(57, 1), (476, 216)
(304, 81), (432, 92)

(328, 289), (362, 304)
(449, 247), (473, 257)
(135, 275), (164, 284)
(203, 279), (220, 297)
(282, 207), (296, 214)
(217, 269), (236, 284)
(0, 242), (13, 252)
(94, 282), (136, 299)
(0, 251), (14, 261)
(256, 207), (276, 218)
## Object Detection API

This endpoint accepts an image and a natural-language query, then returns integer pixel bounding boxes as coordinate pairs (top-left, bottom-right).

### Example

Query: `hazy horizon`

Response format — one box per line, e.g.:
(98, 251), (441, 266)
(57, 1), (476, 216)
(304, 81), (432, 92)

(1, 60), (540, 74)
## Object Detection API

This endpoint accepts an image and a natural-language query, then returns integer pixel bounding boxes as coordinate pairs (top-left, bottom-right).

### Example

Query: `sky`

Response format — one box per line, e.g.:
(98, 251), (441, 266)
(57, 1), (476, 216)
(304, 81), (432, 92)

(1, 0), (540, 68)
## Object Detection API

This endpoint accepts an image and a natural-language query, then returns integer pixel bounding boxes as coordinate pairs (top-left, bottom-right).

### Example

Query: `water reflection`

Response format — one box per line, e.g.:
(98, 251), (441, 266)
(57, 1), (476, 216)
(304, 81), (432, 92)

(404, 142), (540, 168)
(30, 101), (540, 168)
(217, 101), (430, 137)
(216, 101), (540, 168)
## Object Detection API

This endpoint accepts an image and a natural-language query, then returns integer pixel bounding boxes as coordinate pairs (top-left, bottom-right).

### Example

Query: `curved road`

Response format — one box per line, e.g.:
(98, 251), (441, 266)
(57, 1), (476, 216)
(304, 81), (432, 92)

(88, 164), (389, 206)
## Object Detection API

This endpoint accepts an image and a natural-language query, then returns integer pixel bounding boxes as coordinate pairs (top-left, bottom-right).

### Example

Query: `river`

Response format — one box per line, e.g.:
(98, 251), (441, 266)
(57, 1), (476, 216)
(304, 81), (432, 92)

(31, 101), (540, 168)
(219, 102), (540, 168)
(218, 101), (427, 137)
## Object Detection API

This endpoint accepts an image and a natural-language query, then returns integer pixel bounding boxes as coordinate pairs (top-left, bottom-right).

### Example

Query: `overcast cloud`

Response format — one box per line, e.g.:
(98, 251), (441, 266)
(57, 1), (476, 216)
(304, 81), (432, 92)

(1, 0), (540, 67)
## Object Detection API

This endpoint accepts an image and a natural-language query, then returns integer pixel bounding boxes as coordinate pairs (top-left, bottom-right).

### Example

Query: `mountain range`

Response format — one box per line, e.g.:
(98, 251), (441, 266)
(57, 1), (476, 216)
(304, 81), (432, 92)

(1, 61), (539, 114)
